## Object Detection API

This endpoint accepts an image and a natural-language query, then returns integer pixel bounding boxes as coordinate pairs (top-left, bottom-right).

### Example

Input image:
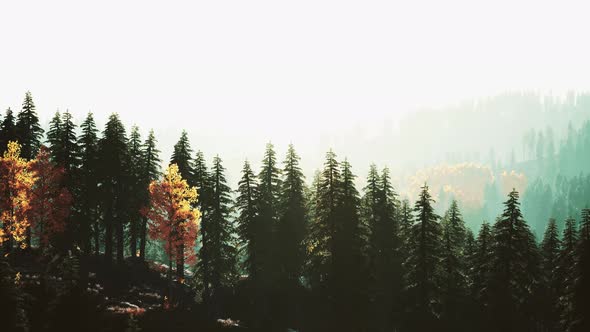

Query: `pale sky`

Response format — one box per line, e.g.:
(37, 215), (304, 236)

(1, 0), (590, 185)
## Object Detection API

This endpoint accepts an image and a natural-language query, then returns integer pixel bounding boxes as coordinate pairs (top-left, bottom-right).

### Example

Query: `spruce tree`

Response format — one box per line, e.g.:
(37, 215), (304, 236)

(539, 218), (561, 332)
(275, 144), (307, 326)
(15, 91), (44, 159)
(488, 189), (540, 331)
(98, 114), (129, 264)
(0, 108), (17, 153)
(559, 217), (579, 331)
(57, 111), (80, 184)
(404, 183), (442, 330)
(78, 113), (100, 255)
(127, 126), (143, 257)
(139, 130), (161, 260)
(333, 159), (367, 331)
(573, 209), (590, 332)
(471, 221), (493, 328)
(236, 160), (258, 269)
(440, 200), (468, 331)
(170, 130), (194, 273)
(47, 111), (62, 158)
(198, 156), (237, 314)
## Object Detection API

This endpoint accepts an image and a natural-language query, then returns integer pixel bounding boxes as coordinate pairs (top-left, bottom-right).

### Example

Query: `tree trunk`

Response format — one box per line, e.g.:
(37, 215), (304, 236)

(176, 243), (184, 281)
(139, 216), (147, 260)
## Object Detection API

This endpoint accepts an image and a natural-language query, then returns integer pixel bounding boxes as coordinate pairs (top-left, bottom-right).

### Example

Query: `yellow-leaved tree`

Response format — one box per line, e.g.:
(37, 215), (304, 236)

(0, 141), (37, 251)
(141, 163), (200, 282)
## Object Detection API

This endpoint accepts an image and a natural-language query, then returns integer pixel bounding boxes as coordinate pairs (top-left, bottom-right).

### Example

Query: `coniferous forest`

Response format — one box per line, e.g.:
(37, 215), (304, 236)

(1, 91), (590, 332)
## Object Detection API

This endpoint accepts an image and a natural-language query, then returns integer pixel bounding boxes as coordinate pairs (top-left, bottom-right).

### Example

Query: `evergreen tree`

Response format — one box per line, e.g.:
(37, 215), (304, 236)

(139, 130), (161, 260)
(404, 183), (442, 330)
(56, 111), (80, 183)
(170, 130), (194, 274)
(275, 144), (307, 326)
(199, 156), (237, 314)
(236, 160), (258, 276)
(47, 111), (63, 157)
(78, 113), (100, 255)
(0, 108), (17, 153)
(573, 209), (590, 332)
(488, 189), (540, 331)
(440, 200), (468, 331)
(170, 130), (194, 182)
(127, 126), (143, 257)
(15, 91), (44, 159)
(559, 217), (579, 331)
(98, 114), (129, 264)
(539, 218), (561, 332)
(471, 221), (493, 328)
(333, 159), (367, 331)
(365, 166), (403, 331)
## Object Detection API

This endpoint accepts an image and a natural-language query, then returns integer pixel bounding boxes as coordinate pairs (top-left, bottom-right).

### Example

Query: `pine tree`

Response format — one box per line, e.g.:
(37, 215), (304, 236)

(170, 131), (194, 275)
(15, 91), (44, 160)
(47, 111), (63, 157)
(277, 145), (306, 287)
(0, 108), (17, 153)
(170, 131), (194, 182)
(559, 217), (579, 331)
(573, 209), (590, 332)
(405, 183), (442, 330)
(333, 158), (367, 330)
(538, 218), (561, 331)
(139, 130), (161, 260)
(440, 200), (468, 331)
(127, 126), (143, 257)
(78, 113), (100, 255)
(488, 189), (540, 331)
(471, 221), (493, 328)
(236, 160), (258, 276)
(57, 111), (79, 182)
(365, 165), (403, 331)
(98, 114), (129, 264)
(199, 156), (236, 313)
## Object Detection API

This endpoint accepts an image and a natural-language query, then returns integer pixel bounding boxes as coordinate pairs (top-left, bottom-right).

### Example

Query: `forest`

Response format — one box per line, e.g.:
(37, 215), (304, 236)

(1, 91), (590, 332)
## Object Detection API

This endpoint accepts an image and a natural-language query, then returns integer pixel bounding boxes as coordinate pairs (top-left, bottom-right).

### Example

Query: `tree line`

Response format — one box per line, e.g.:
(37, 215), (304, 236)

(1, 92), (590, 331)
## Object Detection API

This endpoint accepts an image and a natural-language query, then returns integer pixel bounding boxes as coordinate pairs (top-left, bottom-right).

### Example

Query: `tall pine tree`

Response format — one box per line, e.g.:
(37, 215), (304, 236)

(139, 130), (161, 260)
(15, 91), (43, 160)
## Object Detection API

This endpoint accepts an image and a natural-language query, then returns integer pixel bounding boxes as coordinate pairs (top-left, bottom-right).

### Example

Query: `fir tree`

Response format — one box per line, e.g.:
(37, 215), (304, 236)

(0, 108), (17, 153)
(47, 111), (63, 157)
(98, 114), (129, 264)
(488, 189), (540, 331)
(573, 209), (590, 332)
(405, 183), (442, 330)
(440, 200), (468, 331)
(539, 218), (561, 332)
(170, 130), (194, 273)
(127, 126), (143, 257)
(139, 129), (161, 260)
(236, 160), (258, 276)
(471, 221), (493, 327)
(15, 91), (44, 159)
(78, 113), (100, 255)
(559, 217), (578, 331)
(199, 156), (237, 314)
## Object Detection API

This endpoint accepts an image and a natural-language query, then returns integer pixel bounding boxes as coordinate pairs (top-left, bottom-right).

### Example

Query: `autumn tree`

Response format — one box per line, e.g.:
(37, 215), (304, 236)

(0, 142), (36, 252)
(28, 146), (72, 249)
(142, 164), (200, 281)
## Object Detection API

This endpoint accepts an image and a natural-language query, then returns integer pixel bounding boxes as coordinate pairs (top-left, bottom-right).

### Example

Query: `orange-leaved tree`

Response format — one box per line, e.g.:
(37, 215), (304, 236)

(28, 146), (72, 248)
(141, 163), (200, 281)
(0, 141), (36, 251)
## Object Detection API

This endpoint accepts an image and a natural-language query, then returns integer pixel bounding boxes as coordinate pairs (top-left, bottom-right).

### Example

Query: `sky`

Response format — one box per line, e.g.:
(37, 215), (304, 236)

(1, 0), (590, 185)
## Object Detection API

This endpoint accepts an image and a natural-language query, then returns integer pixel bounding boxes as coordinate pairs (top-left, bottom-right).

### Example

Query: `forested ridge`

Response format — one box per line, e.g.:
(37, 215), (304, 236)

(1, 92), (590, 332)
